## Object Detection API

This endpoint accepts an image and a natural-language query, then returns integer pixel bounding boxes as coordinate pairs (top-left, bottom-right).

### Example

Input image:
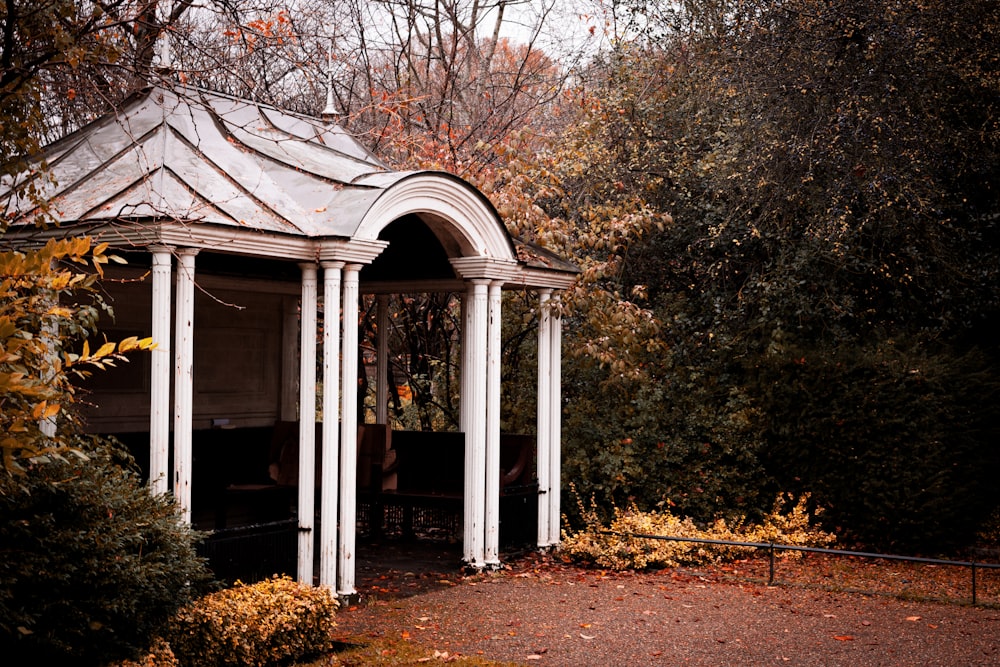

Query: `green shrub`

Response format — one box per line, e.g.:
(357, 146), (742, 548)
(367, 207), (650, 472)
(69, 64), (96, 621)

(561, 492), (834, 570)
(759, 343), (1000, 552)
(165, 576), (339, 667)
(0, 437), (215, 666)
(561, 365), (773, 530)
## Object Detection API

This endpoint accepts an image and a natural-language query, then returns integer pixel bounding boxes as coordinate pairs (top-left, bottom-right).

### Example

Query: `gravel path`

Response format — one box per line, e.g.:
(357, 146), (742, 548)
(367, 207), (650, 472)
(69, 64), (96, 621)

(333, 544), (1000, 666)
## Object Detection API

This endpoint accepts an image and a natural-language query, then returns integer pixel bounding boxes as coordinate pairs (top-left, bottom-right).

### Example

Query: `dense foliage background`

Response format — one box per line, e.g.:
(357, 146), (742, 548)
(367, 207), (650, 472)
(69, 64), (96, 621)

(3, 0), (998, 565)
(547, 0), (1000, 552)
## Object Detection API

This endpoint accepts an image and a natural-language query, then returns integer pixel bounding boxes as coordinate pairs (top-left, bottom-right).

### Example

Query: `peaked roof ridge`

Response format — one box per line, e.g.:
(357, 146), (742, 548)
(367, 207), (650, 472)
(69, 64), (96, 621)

(18, 123), (173, 224)
(158, 123), (316, 234)
(49, 117), (169, 207)
(186, 84), (389, 177)
(254, 102), (388, 171)
(1, 90), (167, 219)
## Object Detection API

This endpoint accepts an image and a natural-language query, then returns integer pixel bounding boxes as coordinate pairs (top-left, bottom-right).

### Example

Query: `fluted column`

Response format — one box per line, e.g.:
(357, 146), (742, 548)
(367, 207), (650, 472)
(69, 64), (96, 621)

(484, 280), (502, 566)
(460, 289), (474, 563)
(376, 295), (389, 424)
(281, 297), (300, 422)
(297, 263), (319, 584)
(535, 289), (552, 547)
(172, 248), (198, 523)
(149, 247), (172, 495)
(548, 295), (563, 546)
(337, 264), (362, 597)
(463, 280), (489, 568)
(319, 262), (343, 589)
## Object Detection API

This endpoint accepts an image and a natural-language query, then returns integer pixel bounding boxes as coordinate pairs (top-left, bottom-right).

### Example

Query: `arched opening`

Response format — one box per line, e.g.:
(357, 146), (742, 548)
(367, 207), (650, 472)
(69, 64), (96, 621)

(361, 215), (457, 283)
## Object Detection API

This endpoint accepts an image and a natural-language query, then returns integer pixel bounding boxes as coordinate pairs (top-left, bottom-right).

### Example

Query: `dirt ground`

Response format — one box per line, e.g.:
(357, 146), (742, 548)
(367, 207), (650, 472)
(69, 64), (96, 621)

(332, 541), (1000, 666)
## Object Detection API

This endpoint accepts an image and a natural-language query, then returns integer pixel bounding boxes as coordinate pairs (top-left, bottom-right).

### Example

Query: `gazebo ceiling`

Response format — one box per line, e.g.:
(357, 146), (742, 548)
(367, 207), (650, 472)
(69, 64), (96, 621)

(1, 83), (578, 289)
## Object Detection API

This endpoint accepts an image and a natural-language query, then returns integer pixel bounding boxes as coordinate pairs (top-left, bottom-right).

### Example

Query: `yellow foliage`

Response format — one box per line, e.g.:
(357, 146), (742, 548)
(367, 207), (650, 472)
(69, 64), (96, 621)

(165, 576), (339, 667)
(109, 638), (179, 667)
(0, 237), (151, 472)
(561, 493), (835, 570)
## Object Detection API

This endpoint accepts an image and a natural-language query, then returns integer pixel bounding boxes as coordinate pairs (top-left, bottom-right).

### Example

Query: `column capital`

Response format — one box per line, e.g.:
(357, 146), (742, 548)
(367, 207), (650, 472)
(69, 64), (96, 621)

(321, 260), (346, 271)
(176, 247), (200, 258)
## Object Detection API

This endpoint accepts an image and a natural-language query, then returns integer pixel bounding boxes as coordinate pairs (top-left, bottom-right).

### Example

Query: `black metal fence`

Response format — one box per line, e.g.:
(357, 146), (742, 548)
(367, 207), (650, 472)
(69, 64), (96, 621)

(601, 531), (1000, 605)
(198, 519), (298, 584)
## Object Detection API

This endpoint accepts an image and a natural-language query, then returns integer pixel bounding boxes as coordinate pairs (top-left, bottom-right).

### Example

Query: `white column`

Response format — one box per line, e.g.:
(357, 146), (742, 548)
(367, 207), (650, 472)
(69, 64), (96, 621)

(535, 289), (552, 547)
(319, 262), (343, 589)
(297, 264), (319, 584)
(172, 248), (198, 524)
(485, 281), (503, 567)
(465, 280), (489, 568)
(548, 295), (563, 546)
(337, 264), (362, 597)
(149, 247), (172, 495)
(376, 295), (389, 424)
(39, 290), (58, 438)
(460, 287), (475, 564)
(280, 297), (300, 422)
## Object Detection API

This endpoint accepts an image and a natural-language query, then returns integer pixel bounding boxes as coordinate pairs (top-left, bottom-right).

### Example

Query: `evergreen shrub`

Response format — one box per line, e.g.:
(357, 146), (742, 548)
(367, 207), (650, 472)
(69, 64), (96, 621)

(0, 437), (214, 666)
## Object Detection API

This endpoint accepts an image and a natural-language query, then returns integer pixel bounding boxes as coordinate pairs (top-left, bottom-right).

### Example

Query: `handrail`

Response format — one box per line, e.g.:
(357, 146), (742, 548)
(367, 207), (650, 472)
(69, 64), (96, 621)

(599, 530), (1000, 605)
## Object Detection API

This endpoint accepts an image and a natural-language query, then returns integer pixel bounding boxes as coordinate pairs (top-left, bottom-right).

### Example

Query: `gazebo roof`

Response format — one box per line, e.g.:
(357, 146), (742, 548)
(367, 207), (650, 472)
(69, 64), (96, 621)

(1, 84), (577, 289)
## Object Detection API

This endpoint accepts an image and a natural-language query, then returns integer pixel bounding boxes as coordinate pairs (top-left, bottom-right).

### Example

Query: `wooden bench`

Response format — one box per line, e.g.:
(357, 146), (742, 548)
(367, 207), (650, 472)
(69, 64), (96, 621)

(367, 431), (538, 544)
(182, 422), (537, 546)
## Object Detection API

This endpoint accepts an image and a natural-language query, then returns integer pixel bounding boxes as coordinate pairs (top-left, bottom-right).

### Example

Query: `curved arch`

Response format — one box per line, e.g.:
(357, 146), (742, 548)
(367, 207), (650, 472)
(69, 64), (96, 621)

(354, 172), (516, 261)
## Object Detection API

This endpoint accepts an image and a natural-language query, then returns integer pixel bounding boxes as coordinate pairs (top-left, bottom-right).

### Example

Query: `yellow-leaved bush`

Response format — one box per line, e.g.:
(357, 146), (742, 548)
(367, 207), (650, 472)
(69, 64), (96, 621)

(561, 493), (835, 570)
(112, 638), (178, 667)
(161, 576), (338, 667)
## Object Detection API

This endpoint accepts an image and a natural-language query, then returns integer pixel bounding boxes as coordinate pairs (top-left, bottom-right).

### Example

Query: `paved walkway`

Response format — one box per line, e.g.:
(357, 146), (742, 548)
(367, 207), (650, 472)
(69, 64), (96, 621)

(336, 542), (1000, 666)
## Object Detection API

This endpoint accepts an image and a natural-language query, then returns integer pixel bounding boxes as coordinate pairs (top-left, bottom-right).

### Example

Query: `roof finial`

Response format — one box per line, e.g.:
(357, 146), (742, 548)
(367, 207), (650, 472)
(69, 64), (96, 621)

(321, 37), (340, 122)
(154, 1), (174, 76)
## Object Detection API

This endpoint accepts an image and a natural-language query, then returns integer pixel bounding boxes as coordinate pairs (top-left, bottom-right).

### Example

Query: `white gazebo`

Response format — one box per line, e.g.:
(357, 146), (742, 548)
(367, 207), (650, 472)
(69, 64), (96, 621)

(1, 84), (576, 597)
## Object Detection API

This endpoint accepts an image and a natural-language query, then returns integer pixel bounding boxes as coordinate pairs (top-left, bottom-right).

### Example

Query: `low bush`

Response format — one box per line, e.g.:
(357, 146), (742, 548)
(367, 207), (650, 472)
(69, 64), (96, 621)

(165, 576), (338, 667)
(561, 492), (834, 570)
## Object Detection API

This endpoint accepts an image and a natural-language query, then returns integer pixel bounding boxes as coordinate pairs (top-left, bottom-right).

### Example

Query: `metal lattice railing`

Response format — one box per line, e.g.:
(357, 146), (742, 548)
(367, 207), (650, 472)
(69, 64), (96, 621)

(601, 531), (1000, 605)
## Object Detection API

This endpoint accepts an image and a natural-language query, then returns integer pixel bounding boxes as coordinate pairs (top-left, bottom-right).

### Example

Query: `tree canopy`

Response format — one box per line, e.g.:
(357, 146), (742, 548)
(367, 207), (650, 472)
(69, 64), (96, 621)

(548, 0), (1000, 550)
(3, 0), (999, 551)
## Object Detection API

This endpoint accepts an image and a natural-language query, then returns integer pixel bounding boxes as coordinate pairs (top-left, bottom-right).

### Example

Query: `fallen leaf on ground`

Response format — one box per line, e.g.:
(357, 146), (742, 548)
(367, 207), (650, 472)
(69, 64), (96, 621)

(906, 616), (922, 622)
(833, 635), (855, 641)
